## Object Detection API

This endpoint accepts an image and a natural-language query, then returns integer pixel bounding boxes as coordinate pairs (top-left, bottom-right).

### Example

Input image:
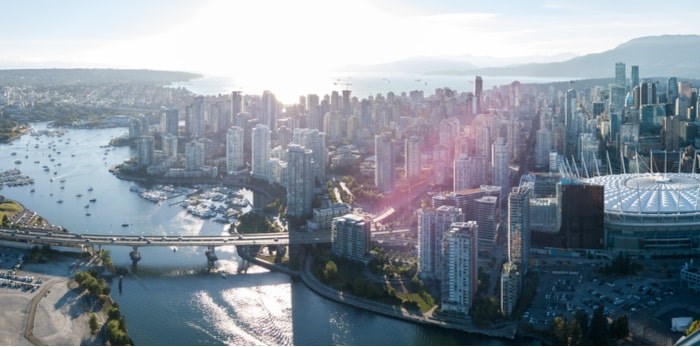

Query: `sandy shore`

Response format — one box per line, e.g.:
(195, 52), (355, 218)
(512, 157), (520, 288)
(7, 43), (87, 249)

(0, 250), (103, 346)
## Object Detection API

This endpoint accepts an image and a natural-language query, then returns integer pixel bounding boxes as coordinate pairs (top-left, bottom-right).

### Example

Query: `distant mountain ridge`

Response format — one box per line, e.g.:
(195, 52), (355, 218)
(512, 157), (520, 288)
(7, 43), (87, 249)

(0, 68), (201, 85)
(471, 35), (700, 78)
(345, 35), (700, 79)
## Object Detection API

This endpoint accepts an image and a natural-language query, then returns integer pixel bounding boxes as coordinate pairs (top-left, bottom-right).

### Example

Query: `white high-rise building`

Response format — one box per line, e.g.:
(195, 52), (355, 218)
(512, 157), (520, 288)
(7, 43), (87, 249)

(286, 144), (313, 218)
(535, 128), (552, 170)
(475, 126), (491, 165)
(161, 109), (179, 136)
(162, 134), (178, 159)
(226, 126), (245, 173)
(185, 139), (205, 171)
(441, 221), (479, 315)
(492, 137), (510, 197)
(292, 128), (327, 183)
(187, 96), (205, 138)
(331, 214), (371, 262)
(252, 124), (271, 181)
(375, 133), (395, 192)
(262, 90), (278, 132)
(508, 185), (530, 273)
(454, 155), (487, 192)
(136, 136), (154, 167)
(405, 136), (421, 181)
(417, 206), (464, 281)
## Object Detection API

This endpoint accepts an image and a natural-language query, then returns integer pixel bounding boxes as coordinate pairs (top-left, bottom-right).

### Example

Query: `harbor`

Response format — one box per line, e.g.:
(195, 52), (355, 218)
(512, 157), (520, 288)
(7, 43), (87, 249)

(0, 123), (516, 345)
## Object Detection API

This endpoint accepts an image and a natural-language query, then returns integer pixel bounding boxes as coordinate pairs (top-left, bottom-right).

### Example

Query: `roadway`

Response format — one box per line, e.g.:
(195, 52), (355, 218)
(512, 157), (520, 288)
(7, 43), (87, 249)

(0, 227), (331, 249)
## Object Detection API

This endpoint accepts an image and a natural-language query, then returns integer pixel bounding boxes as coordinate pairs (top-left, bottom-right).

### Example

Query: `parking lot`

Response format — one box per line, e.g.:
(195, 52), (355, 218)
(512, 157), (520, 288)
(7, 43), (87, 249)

(521, 254), (684, 331)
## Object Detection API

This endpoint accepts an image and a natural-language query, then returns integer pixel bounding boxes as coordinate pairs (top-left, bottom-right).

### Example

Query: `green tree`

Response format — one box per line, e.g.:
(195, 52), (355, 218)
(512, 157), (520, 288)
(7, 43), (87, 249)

(323, 260), (338, 283)
(551, 316), (568, 345)
(89, 313), (99, 335)
(352, 278), (366, 297)
(611, 315), (629, 339)
(589, 306), (609, 345)
(568, 317), (584, 346)
(574, 309), (590, 342)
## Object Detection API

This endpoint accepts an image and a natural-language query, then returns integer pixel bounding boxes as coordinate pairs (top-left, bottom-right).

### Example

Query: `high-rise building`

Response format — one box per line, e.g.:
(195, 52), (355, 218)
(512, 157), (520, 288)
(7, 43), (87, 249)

(286, 144), (313, 218)
(511, 80), (521, 108)
(405, 136), (422, 181)
(558, 179), (604, 249)
(506, 119), (520, 159)
(565, 89), (577, 128)
(161, 109), (179, 136)
(508, 185), (530, 273)
(292, 128), (327, 183)
(535, 128), (552, 170)
(261, 90), (278, 132)
(161, 133), (178, 159)
(231, 91), (243, 117)
(128, 117), (144, 139)
(417, 206), (464, 281)
(615, 62), (626, 87)
(342, 90), (352, 116)
(331, 214), (371, 262)
(475, 195), (498, 251)
(375, 133), (395, 192)
(609, 85), (626, 115)
(431, 186), (500, 222)
(578, 133), (599, 176)
(500, 261), (520, 316)
(187, 96), (205, 138)
(185, 139), (205, 171)
(640, 82), (657, 106)
(136, 136), (154, 167)
(475, 76), (483, 115)
(226, 126), (245, 173)
(631, 65), (640, 89)
(667, 77), (679, 109)
(252, 124), (271, 181)
(441, 221), (479, 315)
(492, 137), (510, 197)
(454, 155), (487, 191)
(475, 126), (491, 165)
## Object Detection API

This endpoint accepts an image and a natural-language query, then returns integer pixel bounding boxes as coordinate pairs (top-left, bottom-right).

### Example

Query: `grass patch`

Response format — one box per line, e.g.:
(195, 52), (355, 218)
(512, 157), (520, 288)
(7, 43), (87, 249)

(0, 201), (23, 212)
(396, 292), (436, 313)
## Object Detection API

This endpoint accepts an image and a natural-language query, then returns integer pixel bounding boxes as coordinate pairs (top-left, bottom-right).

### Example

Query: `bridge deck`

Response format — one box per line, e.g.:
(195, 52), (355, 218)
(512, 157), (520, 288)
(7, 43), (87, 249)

(0, 228), (330, 248)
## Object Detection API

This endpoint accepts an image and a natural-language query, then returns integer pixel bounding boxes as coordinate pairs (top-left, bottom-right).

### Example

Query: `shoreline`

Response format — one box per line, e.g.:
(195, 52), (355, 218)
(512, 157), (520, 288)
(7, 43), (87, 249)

(0, 250), (107, 346)
(243, 247), (520, 341)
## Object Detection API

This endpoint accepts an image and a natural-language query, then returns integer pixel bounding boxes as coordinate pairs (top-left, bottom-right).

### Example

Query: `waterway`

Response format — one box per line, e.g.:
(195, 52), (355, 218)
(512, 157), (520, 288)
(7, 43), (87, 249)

(0, 123), (523, 345)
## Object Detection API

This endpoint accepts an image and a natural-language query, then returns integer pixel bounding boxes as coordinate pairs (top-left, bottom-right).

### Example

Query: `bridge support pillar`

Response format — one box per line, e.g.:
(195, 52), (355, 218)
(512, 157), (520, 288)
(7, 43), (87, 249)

(129, 246), (141, 267)
(205, 246), (218, 268)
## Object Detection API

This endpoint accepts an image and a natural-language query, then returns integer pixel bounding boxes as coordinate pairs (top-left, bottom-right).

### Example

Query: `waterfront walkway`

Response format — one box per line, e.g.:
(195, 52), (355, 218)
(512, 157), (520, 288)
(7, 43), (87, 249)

(298, 253), (518, 340)
(23, 279), (59, 345)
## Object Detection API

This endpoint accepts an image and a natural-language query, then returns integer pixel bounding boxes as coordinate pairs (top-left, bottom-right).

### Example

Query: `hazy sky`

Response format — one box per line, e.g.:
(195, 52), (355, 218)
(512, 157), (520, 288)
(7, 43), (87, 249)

(2, 0), (699, 80)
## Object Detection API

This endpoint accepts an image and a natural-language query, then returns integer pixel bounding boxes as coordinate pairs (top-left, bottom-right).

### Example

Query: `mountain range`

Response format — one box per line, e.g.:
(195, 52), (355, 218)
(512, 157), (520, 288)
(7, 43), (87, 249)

(346, 35), (700, 79)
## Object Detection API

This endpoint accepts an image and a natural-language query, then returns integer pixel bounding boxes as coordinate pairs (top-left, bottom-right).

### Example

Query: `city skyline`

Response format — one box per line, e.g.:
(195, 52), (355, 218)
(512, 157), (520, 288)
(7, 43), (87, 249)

(2, 0), (700, 99)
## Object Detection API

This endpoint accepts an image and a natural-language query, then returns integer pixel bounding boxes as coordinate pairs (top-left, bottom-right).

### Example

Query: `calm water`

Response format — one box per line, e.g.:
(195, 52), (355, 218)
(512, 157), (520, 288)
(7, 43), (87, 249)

(0, 123), (519, 345)
(169, 72), (573, 103)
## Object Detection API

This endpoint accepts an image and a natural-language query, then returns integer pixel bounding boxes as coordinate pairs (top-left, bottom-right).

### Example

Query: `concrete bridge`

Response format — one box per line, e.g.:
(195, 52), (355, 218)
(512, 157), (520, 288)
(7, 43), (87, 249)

(0, 227), (330, 266)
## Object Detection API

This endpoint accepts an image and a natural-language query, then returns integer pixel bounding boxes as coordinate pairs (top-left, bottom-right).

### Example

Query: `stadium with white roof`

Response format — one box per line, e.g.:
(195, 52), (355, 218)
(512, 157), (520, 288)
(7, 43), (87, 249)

(584, 172), (700, 253)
